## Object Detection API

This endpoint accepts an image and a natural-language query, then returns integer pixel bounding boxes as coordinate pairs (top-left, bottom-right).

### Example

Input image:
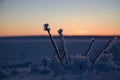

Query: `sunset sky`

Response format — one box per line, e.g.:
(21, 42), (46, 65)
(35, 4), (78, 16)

(0, 0), (120, 37)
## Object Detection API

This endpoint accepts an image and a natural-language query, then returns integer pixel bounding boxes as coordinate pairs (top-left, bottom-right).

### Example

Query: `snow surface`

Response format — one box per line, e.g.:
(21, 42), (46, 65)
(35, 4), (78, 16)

(0, 36), (120, 80)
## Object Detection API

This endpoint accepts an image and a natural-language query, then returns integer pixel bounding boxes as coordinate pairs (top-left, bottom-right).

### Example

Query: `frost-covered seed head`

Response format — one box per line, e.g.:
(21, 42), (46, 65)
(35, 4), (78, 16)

(43, 23), (50, 31)
(44, 23), (49, 28)
(58, 29), (63, 34)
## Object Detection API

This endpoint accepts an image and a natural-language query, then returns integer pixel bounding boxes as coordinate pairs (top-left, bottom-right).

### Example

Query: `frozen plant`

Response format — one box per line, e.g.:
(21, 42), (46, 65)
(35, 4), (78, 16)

(43, 23), (63, 66)
(43, 23), (50, 32)
(92, 36), (117, 64)
(84, 38), (95, 57)
(58, 28), (68, 64)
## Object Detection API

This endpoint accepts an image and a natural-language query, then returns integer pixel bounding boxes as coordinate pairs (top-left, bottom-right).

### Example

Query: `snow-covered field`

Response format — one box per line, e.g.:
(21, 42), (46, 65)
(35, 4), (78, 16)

(0, 36), (120, 80)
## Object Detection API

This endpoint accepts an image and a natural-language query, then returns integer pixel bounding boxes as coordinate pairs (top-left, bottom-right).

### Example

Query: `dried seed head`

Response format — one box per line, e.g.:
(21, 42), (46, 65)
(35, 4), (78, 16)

(58, 28), (63, 34)
(43, 23), (50, 31)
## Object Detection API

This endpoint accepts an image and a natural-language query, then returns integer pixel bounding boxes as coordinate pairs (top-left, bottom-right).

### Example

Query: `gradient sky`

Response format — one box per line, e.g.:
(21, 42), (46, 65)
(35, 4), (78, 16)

(0, 0), (120, 36)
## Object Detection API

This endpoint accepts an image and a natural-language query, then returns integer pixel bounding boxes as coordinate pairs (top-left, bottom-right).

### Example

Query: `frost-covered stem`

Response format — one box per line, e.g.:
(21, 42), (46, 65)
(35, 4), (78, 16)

(43, 23), (63, 66)
(92, 36), (116, 64)
(84, 38), (95, 56)
(58, 29), (68, 64)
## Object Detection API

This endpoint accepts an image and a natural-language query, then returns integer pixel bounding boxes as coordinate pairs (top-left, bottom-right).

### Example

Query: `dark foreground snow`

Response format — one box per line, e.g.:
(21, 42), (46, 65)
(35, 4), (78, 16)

(0, 36), (120, 80)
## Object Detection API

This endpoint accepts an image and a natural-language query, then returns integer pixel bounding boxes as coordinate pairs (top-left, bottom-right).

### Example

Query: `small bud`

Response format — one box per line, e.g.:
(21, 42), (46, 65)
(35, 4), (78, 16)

(44, 23), (49, 28)
(43, 23), (50, 31)
(58, 29), (63, 35)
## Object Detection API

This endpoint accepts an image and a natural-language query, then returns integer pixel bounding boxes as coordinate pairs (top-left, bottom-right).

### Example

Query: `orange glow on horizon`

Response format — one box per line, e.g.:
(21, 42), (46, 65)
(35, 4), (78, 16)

(0, 15), (120, 37)
(0, 25), (119, 37)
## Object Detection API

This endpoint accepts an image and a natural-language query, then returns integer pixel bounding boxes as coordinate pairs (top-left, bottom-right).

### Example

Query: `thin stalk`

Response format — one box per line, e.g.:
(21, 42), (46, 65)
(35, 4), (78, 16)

(58, 29), (68, 64)
(60, 35), (68, 64)
(84, 38), (95, 56)
(47, 30), (63, 66)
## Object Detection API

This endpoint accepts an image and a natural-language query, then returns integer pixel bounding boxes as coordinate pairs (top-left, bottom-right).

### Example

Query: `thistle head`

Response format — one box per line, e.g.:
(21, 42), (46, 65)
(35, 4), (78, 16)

(43, 23), (50, 31)
(58, 28), (63, 35)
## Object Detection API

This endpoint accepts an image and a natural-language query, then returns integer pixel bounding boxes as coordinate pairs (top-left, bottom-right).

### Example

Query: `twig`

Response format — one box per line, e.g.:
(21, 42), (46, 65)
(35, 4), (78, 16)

(84, 38), (95, 56)
(92, 36), (116, 64)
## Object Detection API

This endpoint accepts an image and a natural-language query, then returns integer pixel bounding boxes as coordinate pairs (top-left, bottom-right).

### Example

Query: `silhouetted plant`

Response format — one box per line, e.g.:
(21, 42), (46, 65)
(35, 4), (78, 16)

(43, 23), (63, 66)
(58, 28), (68, 64)
(92, 36), (117, 64)
(84, 38), (95, 56)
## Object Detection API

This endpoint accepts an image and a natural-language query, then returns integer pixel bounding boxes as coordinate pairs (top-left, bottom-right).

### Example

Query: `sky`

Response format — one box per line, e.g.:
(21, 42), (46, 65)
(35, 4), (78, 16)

(0, 0), (120, 37)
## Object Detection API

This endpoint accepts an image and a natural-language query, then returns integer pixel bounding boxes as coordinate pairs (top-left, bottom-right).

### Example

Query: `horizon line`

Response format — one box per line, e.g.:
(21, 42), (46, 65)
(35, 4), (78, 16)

(0, 34), (120, 38)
